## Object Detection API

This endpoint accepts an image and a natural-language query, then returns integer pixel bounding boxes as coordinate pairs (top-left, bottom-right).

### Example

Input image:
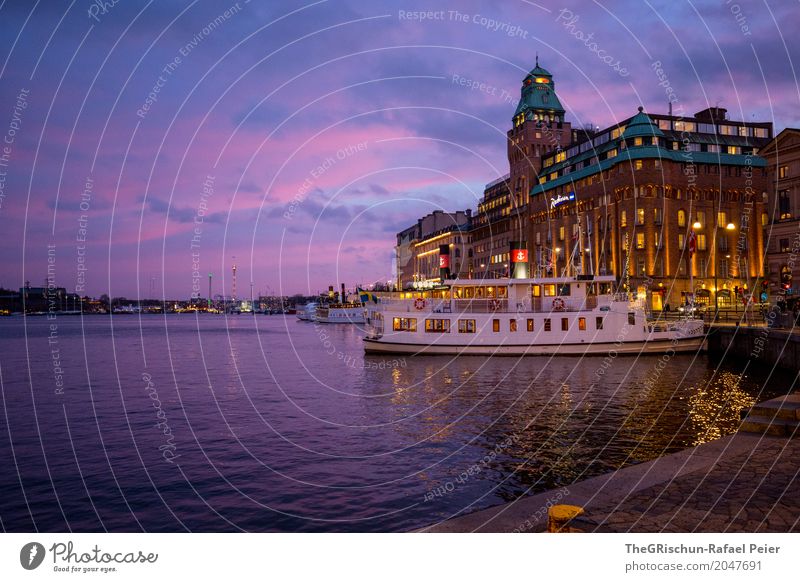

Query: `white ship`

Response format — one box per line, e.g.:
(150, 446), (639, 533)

(315, 302), (366, 324)
(296, 302), (318, 321)
(363, 275), (705, 355)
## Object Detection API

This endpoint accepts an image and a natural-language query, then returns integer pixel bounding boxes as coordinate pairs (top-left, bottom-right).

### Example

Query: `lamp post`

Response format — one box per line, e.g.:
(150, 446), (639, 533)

(715, 222), (736, 316)
(690, 221), (701, 313)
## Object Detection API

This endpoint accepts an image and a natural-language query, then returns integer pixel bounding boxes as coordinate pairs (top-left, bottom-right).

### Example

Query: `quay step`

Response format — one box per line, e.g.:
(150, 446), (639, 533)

(739, 415), (800, 438)
(741, 394), (800, 422)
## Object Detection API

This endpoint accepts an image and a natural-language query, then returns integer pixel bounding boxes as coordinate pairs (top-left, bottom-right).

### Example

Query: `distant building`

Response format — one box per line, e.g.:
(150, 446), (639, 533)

(19, 283), (82, 312)
(760, 128), (800, 302)
(394, 210), (472, 289)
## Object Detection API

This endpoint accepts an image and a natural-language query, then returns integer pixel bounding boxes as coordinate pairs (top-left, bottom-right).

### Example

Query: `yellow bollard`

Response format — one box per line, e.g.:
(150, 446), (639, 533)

(547, 504), (585, 533)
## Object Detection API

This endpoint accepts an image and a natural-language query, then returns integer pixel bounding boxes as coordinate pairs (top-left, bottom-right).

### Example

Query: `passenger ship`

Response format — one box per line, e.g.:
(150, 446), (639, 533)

(363, 275), (705, 355)
(315, 302), (366, 324)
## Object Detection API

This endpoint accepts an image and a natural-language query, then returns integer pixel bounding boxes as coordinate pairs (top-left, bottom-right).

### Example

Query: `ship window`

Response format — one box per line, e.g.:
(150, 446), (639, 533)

(544, 318), (551, 331)
(578, 317), (586, 331)
(527, 319), (534, 331)
(544, 284), (557, 297)
(532, 285), (541, 297)
(458, 319), (476, 333)
(561, 318), (569, 331)
(628, 312), (636, 325)
(596, 317), (604, 330)
(498, 286), (508, 298)
(558, 284), (571, 296)
(425, 319), (450, 333)
(510, 319), (517, 332)
(393, 317), (417, 332)
(492, 319), (500, 332)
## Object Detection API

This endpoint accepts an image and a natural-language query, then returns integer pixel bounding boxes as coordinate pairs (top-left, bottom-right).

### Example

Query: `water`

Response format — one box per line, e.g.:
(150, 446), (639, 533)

(0, 315), (793, 532)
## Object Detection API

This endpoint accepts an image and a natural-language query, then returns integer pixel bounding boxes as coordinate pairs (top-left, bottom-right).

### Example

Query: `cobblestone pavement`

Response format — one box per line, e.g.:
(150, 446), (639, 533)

(586, 436), (800, 533)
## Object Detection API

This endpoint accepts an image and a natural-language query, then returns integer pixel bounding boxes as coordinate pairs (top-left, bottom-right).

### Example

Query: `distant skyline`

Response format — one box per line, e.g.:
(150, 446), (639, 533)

(0, 0), (798, 297)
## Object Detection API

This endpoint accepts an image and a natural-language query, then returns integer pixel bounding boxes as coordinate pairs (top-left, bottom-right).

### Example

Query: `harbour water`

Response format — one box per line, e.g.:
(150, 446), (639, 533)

(0, 315), (793, 532)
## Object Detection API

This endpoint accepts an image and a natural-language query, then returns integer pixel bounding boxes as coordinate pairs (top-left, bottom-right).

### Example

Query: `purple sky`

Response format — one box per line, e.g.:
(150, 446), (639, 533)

(0, 0), (798, 298)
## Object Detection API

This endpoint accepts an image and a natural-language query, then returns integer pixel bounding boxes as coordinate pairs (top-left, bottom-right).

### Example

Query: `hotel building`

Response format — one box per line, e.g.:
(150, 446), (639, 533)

(529, 103), (772, 310)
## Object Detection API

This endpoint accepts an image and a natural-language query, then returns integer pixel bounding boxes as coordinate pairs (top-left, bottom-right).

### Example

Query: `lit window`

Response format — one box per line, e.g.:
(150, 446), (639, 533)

(779, 190), (792, 219)
(527, 319), (534, 331)
(559, 226), (565, 241)
(636, 233), (645, 249)
(634, 137), (643, 146)
(621, 211), (627, 227)
(543, 284), (556, 297)
(509, 319), (517, 332)
(492, 319), (500, 333)
(458, 319), (476, 333)
(677, 209), (686, 227)
(635, 160), (643, 170)
(578, 317), (586, 331)
(393, 317), (417, 332)
(717, 211), (727, 227)
(637, 208), (645, 225)
(697, 234), (707, 251)
(425, 319), (450, 333)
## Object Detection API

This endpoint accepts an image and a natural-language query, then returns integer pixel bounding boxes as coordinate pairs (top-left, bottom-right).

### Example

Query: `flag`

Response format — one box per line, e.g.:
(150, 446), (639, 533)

(357, 288), (379, 304)
(687, 230), (697, 257)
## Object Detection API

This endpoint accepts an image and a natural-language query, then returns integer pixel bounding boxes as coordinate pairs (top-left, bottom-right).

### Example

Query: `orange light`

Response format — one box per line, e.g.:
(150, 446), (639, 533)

(535, 77), (549, 84)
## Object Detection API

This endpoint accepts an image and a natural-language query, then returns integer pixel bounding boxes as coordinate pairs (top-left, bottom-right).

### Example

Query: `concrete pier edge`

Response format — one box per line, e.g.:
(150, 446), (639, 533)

(420, 394), (800, 533)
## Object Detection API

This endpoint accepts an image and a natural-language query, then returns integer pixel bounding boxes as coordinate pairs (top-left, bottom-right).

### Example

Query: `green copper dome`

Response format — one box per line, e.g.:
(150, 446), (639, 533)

(514, 59), (565, 119)
(621, 107), (664, 140)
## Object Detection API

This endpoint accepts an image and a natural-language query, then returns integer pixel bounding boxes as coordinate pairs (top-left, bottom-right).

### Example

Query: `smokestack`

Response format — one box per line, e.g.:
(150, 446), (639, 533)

(510, 242), (529, 279)
(341, 283), (346, 304)
(439, 245), (451, 281)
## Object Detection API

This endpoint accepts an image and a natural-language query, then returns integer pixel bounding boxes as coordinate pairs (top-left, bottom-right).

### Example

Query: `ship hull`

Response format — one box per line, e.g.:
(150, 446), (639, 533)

(363, 335), (706, 355)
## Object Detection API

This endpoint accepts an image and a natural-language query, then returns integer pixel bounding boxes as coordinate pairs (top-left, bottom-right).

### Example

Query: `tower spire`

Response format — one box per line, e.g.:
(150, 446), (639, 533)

(535, 52), (538, 67)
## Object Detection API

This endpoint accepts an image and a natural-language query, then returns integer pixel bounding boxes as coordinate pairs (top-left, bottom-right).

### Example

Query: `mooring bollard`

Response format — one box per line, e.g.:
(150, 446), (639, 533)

(547, 504), (585, 533)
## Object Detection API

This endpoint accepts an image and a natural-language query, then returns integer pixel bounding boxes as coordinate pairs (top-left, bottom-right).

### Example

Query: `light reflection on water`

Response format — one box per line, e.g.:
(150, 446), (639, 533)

(0, 315), (791, 532)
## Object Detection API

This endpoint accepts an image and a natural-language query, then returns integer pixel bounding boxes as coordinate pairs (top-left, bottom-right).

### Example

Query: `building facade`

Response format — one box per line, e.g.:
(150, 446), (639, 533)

(395, 210), (472, 289)
(761, 128), (800, 302)
(470, 60), (575, 280)
(530, 106), (772, 310)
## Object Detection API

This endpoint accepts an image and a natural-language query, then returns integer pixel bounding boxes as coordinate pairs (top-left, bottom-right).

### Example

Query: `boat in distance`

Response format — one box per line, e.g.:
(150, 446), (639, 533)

(363, 275), (705, 356)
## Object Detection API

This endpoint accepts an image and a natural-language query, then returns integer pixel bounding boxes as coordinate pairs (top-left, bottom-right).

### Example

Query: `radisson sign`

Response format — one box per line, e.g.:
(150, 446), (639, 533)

(550, 191), (576, 209)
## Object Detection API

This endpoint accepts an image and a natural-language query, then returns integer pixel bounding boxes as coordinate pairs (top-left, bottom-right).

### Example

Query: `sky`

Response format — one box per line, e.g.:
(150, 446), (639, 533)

(0, 0), (798, 298)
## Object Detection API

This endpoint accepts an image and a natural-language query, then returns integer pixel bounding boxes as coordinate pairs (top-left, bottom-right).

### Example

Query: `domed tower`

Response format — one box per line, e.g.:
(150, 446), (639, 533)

(507, 58), (572, 208)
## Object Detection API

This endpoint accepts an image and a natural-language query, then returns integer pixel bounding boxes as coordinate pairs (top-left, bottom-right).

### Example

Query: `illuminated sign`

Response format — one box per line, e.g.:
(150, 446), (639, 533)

(550, 191), (576, 209)
(439, 255), (450, 269)
(511, 249), (529, 263)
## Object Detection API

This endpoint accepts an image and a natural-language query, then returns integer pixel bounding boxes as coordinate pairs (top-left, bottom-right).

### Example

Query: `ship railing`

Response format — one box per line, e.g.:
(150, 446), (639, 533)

(376, 298), (601, 314)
